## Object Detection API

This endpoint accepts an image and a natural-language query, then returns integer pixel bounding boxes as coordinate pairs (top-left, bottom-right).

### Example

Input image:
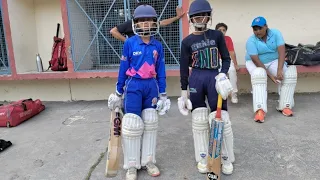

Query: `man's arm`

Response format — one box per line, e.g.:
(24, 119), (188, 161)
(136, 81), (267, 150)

(110, 21), (132, 42)
(159, 6), (185, 27)
(277, 45), (286, 70)
(110, 27), (126, 42)
(276, 30), (286, 74)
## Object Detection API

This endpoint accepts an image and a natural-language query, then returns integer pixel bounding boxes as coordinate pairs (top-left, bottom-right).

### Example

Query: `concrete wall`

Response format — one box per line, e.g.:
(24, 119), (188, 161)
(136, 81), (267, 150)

(7, 0), (63, 73)
(0, 73), (320, 101)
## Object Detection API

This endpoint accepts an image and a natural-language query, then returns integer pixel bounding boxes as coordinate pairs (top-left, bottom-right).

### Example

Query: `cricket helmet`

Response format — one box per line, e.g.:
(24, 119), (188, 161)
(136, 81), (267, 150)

(188, 0), (213, 31)
(132, 5), (159, 37)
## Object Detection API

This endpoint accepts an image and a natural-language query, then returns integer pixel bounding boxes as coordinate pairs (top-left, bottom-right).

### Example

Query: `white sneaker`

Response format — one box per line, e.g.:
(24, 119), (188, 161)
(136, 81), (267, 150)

(197, 160), (207, 174)
(231, 92), (238, 104)
(222, 158), (233, 175)
(145, 162), (160, 177)
(126, 167), (137, 180)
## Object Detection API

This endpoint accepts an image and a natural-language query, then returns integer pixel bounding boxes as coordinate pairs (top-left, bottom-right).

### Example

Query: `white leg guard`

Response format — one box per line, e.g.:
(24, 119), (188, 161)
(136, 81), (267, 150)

(208, 110), (235, 163)
(141, 108), (158, 166)
(251, 67), (268, 113)
(278, 66), (297, 110)
(122, 113), (144, 170)
(228, 61), (238, 93)
(192, 107), (209, 173)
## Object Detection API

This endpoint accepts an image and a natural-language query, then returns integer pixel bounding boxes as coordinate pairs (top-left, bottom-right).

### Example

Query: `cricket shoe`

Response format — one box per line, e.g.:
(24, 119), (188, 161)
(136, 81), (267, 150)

(197, 160), (208, 174)
(126, 167), (137, 180)
(231, 92), (238, 104)
(143, 162), (160, 177)
(254, 109), (265, 123)
(277, 107), (293, 117)
(222, 159), (233, 175)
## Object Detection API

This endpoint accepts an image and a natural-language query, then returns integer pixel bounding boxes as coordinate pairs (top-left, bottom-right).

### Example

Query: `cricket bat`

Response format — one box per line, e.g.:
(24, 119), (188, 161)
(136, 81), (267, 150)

(206, 94), (224, 180)
(105, 107), (123, 177)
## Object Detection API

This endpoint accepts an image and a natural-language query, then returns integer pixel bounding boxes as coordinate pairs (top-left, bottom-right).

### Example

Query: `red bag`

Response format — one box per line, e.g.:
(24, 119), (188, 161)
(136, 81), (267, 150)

(0, 99), (45, 128)
(48, 23), (68, 71)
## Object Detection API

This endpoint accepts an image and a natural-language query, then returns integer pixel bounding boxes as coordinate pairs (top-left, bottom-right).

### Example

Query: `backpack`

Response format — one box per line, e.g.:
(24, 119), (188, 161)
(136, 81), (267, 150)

(48, 23), (68, 71)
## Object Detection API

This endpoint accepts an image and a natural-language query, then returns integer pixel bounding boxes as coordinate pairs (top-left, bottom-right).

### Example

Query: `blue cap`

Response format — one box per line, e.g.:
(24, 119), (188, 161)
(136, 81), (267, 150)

(251, 16), (267, 27)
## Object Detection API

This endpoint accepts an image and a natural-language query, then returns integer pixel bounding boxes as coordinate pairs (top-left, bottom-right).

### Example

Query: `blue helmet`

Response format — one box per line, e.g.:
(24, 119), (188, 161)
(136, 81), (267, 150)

(133, 5), (157, 20)
(188, 0), (212, 31)
(132, 5), (159, 37)
(188, 0), (212, 17)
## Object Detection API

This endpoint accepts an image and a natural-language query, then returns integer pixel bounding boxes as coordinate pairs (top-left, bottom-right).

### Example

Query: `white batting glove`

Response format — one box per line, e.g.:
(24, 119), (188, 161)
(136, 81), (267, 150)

(156, 93), (171, 115)
(215, 73), (233, 100)
(178, 90), (192, 116)
(108, 92), (122, 110)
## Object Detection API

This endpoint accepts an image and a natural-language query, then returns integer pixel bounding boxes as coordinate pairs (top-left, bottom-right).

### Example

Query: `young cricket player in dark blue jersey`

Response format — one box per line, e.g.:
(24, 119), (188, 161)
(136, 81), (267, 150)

(107, 4), (171, 180)
(177, 0), (235, 176)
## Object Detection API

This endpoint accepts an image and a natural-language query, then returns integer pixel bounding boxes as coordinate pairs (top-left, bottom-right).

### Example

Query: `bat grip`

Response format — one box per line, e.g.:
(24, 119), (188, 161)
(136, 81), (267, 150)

(217, 94), (223, 108)
(216, 94), (223, 119)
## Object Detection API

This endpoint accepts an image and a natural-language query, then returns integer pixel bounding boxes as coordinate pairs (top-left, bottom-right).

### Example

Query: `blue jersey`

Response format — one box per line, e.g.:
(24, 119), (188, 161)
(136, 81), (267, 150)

(245, 28), (285, 64)
(116, 35), (166, 95)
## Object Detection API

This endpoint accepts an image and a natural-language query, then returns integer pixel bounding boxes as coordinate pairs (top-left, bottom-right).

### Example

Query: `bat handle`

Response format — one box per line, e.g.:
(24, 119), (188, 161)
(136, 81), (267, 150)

(217, 94), (223, 108)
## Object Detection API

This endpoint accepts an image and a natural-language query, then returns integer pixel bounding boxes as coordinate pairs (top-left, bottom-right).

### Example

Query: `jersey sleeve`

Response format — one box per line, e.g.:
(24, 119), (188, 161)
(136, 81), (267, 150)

(116, 20), (132, 36)
(217, 32), (231, 74)
(116, 40), (130, 95)
(246, 38), (258, 56)
(180, 40), (191, 90)
(225, 36), (235, 52)
(155, 44), (167, 94)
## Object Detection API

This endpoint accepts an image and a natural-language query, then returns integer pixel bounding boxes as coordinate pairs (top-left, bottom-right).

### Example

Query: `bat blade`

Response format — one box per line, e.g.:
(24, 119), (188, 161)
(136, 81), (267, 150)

(207, 94), (224, 180)
(105, 107), (123, 177)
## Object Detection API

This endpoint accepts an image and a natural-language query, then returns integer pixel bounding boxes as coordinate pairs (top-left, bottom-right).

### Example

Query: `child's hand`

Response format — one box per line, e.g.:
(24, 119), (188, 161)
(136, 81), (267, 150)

(107, 93), (122, 110)
(156, 94), (171, 115)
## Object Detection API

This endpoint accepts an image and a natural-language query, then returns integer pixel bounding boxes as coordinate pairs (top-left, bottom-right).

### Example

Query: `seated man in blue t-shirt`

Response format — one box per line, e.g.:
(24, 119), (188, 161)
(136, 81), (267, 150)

(245, 16), (297, 123)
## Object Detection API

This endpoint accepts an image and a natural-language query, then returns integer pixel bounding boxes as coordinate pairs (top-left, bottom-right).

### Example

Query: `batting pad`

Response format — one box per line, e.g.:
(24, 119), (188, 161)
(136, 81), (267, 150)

(192, 107), (209, 163)
(278, 66), (297, 110)
(209, 110), (235, 163)
(251, 67), (268, 113)
(141, 108), (159, 166)
(122, 113), (144, 170)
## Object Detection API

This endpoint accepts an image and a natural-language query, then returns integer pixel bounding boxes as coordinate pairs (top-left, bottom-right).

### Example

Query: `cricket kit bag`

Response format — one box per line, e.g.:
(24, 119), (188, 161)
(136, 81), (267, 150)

(0, 98), (45, 127)
(285, 42), (320, 66)
(48, 23), (68, 71)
